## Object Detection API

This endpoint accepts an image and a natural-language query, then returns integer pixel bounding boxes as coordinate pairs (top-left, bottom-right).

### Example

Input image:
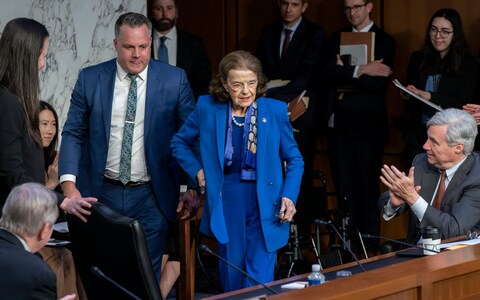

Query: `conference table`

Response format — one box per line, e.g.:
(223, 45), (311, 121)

(205, 240), (480, 299)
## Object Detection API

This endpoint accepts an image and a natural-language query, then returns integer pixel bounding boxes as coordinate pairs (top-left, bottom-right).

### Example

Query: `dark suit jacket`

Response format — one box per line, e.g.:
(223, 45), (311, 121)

(0, 86), (64, 210)
(257, 17), (326, 131)
(379, 152), (480, 243)
(0, 229), (57, 299)
(403, 51), (479, 149)
(59, 59), (196, 221)
(152, 29), (212, 100)
(324, 24), (395, 138)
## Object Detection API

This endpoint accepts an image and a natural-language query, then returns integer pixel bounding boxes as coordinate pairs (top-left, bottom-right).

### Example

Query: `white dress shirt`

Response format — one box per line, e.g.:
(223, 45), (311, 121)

(153, 26), (178, 66)
(60, 62), (150, 184)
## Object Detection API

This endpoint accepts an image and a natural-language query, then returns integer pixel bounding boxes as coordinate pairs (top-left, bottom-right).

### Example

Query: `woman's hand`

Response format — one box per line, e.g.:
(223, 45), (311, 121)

(46, 152), (59, 190)
(196, 168), (206, 188)
(277, 197), (296, 223)
(406, 85), (431, 100)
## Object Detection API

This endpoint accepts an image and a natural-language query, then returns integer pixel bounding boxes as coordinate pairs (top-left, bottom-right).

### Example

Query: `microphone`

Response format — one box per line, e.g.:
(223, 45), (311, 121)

(91, 266), (141, 300)
(198, 244), (278, 295)
(313, 219), (367, 272)
(361, 234), (440, 254)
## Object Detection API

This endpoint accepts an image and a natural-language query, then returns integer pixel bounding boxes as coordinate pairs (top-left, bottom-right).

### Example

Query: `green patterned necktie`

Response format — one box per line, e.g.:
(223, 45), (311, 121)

(119, 73), (138, 184)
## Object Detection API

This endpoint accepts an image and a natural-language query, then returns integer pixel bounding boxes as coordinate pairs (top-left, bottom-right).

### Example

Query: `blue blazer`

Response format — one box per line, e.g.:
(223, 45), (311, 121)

(59, 58), (196, 221)
(171, 95), (304, 251)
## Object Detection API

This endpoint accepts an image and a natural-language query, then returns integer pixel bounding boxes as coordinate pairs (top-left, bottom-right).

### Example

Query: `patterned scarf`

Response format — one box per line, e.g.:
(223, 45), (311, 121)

(225, 100), (257, 180)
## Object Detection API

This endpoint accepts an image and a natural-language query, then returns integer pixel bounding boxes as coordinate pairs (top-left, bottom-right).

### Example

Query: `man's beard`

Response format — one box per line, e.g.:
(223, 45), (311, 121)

(154, 18), (176, 32)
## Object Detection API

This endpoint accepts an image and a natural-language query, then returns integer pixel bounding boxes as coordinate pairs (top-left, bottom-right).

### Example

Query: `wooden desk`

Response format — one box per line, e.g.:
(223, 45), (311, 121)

(206, 243), (480, 299)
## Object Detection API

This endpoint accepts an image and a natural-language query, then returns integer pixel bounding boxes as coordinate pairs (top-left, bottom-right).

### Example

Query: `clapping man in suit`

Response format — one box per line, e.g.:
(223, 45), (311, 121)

(257, 0), (325, 206)
(380, 109), (480, 244)
(0, 183), (75, 300)
(59, 12), (199, 282)
(324, 0), (395, 255)
(149, 0), (212, 100)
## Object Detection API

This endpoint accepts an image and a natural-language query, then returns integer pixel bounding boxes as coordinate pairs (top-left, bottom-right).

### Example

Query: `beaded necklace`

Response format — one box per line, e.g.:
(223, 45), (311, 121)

(232, 115), (245, 127)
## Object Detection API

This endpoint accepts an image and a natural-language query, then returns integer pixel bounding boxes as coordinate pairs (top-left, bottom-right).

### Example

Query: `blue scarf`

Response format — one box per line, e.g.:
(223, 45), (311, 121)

(225, 101), (257, 180)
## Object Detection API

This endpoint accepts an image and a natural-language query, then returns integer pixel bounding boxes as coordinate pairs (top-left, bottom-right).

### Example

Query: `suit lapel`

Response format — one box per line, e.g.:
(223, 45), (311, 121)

(100, 61), (116, 145)
(418, 162), (440, 202)
(256, 98), (269, 164)
(144, 61), (161, 138)
(215, 102), (227, 169)
(442, 155), (474, 206)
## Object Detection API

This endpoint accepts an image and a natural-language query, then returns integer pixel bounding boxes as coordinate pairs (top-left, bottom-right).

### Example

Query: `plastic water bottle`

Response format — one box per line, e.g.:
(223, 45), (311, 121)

(307, 264), (325, 286)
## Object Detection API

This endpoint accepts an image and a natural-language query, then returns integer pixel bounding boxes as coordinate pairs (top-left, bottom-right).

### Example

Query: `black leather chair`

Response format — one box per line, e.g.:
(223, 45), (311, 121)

(66, 202), (162, 300)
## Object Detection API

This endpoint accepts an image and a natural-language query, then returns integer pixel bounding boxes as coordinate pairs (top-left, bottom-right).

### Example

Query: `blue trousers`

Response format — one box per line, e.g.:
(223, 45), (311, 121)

(217, 175), (276, 292)
(99, 182), (168, 280)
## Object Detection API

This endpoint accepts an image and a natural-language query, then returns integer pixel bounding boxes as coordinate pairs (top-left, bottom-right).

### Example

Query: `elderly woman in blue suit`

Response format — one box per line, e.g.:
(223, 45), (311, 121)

(171, 50), (303, 292)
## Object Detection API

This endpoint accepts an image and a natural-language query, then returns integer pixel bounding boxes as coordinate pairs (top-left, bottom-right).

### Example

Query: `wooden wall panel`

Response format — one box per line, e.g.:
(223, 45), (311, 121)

(150, 0), (480, 241)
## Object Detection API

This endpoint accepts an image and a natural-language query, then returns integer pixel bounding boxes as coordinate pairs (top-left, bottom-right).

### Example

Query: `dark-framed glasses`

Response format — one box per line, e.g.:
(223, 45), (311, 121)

(429, 26), (453, 39)
(343, 3), (367, 14)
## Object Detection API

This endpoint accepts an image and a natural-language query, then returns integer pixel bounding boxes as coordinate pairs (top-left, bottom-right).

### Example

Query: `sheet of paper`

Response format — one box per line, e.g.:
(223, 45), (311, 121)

(267, 79), (290, 90)
(281, 281), (308, 289)
(47, 238), (70, 247)
(393, 79), (443, 111)
(53, 221), (69, 233)
(440, 237), (480, 249)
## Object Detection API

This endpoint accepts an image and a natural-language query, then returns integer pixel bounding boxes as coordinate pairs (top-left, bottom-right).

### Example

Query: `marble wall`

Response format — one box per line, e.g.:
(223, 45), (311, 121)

(0, 0), (146, 135)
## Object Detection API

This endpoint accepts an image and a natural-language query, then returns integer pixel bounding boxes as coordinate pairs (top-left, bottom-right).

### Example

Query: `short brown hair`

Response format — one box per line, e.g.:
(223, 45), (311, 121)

(209, 50), (267, 102)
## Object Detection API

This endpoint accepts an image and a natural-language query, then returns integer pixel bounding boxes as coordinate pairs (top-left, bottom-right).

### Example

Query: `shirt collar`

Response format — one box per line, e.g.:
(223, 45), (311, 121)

(115, 61), (148, 82)
(1, 228), (31, 252)
(283, 17), (302, 33)
(444, 155), (468, 181)
(153, 26), (177, 41)
(353, 21), (374, 32)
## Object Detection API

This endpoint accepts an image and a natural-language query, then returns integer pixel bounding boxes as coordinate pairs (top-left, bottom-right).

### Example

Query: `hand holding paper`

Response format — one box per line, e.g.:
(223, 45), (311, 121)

(393, 79), (443, 111)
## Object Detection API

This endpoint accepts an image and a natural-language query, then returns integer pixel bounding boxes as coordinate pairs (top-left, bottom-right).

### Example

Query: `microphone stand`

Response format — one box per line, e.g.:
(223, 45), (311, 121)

(199, 244), (278, 295)
(91, 266), (141, 300)
(313, 220), (367, 272)
(362, 234), (440, 254)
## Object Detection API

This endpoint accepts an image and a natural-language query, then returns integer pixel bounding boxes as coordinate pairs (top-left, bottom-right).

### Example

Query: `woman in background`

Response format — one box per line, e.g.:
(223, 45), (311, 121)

(38, 100), (84, 298)
(39, 100), (60, 190)
(171, 50), (303, 292)
(402, 8), (479, 165)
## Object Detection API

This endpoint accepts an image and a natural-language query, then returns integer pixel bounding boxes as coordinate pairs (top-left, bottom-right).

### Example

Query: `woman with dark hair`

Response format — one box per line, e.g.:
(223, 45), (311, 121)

(0, 18), (94, 216)
(171, 50), (303, 292)
(39, 100), (60, 190)
(402, 8), (479, 164)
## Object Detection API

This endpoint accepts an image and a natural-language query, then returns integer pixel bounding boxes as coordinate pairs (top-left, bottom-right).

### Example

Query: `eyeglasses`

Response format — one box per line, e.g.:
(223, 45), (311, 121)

(343, 3), (367, 14)
(227, 79), (257, 92)
(466, 230), (479, 240)
(429, 26), (453, 39)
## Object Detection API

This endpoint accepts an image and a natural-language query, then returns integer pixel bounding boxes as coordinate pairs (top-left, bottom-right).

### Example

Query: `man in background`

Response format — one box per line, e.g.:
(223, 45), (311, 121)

(257, 0), (325, 215)
(324, 0), (395, 255)
(0, 183), (75, 300)
(149, 0), (212, 100)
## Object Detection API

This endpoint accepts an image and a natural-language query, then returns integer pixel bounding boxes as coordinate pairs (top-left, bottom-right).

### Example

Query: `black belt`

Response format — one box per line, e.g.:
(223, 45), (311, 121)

(103, 176), (148, 188)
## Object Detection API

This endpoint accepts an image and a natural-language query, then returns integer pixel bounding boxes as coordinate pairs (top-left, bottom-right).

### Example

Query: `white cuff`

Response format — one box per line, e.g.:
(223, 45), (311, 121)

(59, 174), (76, 184)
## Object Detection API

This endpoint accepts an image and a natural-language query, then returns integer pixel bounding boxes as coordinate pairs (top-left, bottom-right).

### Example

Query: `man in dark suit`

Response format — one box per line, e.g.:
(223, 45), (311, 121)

(59, 12), (199, 281)
(324, 0), (395, 254)
(257, 0), (325, 209)
(149, 0), (212, 100)
(380, 109), (480, 244)
(0, 183), (75, 300)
